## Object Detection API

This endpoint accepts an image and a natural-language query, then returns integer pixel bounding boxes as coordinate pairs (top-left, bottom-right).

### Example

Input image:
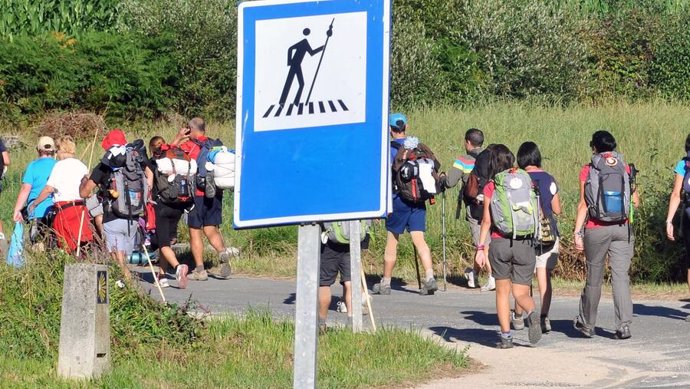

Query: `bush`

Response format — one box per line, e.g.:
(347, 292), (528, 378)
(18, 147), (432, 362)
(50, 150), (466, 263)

(649, 11), (690, 100)
(0, 32), (175, 122)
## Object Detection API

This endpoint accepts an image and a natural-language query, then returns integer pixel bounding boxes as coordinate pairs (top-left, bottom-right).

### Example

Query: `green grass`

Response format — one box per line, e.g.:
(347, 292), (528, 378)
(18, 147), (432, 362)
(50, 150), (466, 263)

(0, 311), (468, 389)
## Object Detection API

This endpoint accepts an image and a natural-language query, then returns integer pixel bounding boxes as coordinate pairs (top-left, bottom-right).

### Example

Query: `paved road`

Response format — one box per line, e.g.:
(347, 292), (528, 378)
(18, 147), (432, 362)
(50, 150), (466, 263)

(136, 270), (690, 388)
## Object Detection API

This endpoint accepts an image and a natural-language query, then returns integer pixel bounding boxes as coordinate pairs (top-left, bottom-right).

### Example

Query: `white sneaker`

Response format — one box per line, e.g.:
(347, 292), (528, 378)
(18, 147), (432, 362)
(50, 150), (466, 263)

(226, 246), (240, 258)
(158, 277), (170, 288)
(465, 269), (476, 288)
(336, 300), (348, 313)
(480, 276), (496, 292)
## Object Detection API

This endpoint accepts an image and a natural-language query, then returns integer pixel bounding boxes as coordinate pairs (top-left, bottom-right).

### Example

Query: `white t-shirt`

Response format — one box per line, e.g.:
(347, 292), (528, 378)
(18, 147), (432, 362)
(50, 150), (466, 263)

(46, 157), (89, 202)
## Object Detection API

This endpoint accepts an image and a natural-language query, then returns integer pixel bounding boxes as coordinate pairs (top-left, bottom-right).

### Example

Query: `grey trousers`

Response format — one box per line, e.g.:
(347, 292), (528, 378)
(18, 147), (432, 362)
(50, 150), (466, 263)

(578, 223), (634, 331)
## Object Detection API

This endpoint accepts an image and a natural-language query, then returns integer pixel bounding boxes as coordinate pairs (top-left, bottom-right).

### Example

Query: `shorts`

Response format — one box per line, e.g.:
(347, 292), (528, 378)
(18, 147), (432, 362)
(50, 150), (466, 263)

(386, 195), (426, 234)
(155, 202), (185, 247)
(467, 215), (491, 246)
(319, 241), (351, 287)
(489, 237), (536, 285)
(187, 193), (223, 229)
(103, 218), (139, 255)
(535, 237), (560, 270)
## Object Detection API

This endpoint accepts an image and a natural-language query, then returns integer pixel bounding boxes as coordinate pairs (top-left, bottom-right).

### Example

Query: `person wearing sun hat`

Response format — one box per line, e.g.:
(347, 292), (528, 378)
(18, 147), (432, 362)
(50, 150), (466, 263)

(12, 136), (58, 244)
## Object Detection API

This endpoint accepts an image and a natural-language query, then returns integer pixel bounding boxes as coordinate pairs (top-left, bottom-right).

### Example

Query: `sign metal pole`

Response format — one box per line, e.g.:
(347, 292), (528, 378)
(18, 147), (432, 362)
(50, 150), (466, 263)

(349, 220), (363, 332)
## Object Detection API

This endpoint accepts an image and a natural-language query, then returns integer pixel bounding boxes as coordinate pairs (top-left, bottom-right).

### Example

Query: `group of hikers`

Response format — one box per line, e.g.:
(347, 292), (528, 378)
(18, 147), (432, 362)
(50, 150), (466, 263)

(2, 117), (237, 289)
(4, 112), (690, 349)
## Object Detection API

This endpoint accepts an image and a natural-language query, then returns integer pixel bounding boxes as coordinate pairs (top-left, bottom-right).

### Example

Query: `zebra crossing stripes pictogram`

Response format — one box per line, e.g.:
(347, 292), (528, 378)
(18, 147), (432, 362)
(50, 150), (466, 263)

(263, 100), (349, 118)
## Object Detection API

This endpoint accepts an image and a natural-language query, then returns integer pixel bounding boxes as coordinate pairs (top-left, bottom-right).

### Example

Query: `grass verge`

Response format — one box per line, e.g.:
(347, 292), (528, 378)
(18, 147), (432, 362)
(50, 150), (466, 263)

(1, 311), (468, 389)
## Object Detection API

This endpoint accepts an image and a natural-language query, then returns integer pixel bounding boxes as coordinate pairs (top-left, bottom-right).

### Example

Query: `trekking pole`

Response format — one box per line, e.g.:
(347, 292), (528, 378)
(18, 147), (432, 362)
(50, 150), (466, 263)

(76, 129), (100, 258)
(441, 191), (448, 292)
(360, 267), (377, 332)
(140, 230), (166, 303)
(305, 18), (334, 104)
(413, 246), (422, 291)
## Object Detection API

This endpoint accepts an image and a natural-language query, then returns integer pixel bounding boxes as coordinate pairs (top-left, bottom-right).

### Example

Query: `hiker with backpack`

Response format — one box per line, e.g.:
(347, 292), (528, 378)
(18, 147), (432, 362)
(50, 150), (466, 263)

(80, 130), (154, 280)
(510, 142), (562, 334)
(147, 135), (192, 289)
(439, 128), (496, 291)
(665, 133), (690, 303)
(172, 117), (237, 281)
(474, 144), (542, 348)
(12, 136), (57, 246)
(573, 130), (640, 340)
(29, 136), (93, 254)
(372, 113), (440, 296)
(0, 136), (10, 255)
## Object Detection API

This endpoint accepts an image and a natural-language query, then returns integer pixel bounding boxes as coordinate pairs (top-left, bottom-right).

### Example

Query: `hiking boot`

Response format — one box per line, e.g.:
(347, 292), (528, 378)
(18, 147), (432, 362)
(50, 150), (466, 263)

(188, 268), (208, 281)
(573, 317), (594, 338)
(496, 336), (514, 349)
(420, 278), (438, 295)
(465, 269), (477, 289)
(480, 276), (496, 292)
(208, 263), (231, 279)
(336, 300), (348, 313)
(372, 283), (391, 295)
(511, 311), (525, 330)
(527, 311), (542, 345)
(175, 264), (189, 289)
(205, 171), (216, 198)
(541, 315), (551, 333)
(615, 325), (631, 340)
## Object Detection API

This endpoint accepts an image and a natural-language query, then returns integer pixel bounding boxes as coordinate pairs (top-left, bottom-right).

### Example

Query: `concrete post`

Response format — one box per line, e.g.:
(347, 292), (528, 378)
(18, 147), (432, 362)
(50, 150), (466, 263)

(57, 264), (111, 379)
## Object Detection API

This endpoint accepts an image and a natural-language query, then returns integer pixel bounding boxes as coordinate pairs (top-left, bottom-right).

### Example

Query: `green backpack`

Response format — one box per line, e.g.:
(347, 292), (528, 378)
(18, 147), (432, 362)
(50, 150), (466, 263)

(490, 168), (538, 239)
(322, 220), (371, 244)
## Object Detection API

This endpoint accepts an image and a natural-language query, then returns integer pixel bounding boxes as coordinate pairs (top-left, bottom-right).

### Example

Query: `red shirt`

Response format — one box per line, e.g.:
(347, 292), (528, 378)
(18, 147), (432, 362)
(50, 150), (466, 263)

(579, 164), (631, 229)
(180, 135), (209, 196)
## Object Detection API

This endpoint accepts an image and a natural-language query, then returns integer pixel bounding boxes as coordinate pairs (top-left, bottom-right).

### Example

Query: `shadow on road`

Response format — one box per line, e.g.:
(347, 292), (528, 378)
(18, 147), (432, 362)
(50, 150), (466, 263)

(634, 303), (689, 321)
(460, 310), (497, 326)
(429, 326), (498, 347)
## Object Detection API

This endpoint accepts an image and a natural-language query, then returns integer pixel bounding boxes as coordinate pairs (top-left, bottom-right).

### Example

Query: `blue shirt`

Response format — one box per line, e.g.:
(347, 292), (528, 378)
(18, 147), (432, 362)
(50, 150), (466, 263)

(390, 137), (406, 162)
(23, 157), (57, 219)
(674, 160), (686, 176)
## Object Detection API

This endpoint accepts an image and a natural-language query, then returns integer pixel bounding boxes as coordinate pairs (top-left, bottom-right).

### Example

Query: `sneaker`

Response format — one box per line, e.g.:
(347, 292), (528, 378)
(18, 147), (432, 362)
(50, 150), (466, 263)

(465, 268), (476, 288)
(188, 268), (208, 281)
(157, 277), (170, 288)
(372, 283), (391, 295)
(527, 311), (542, 345)
(511, 311), (525, 330)
(541, 315), (551, 333)
(496, 336), (514, 349)
(175, 264), (189, 289)
(480, 276), (496, 292)
(615, 325), (631, 340)
(420, 278), (438, 295)
(573, 317), (594, 338)
(226, 246), (240, 258)
(336, 300), (348, 313)
(208, 263), (231, 279)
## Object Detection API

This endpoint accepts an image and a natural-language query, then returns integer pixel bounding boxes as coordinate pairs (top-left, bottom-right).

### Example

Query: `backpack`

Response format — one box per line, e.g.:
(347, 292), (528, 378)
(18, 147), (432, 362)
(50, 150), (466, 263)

(192, 138), (224, 192)
(490, 168), (538, 239)
(584, 151), (630, 223)
(322, 220), (372, 245)
(532, 178), (556, 245)
(391, 138), (441, 204)
(463, 149), (491, 220)
(155, 146), (196, 205)
(107, 145), (148, 219)
(208, 147), (235, 189)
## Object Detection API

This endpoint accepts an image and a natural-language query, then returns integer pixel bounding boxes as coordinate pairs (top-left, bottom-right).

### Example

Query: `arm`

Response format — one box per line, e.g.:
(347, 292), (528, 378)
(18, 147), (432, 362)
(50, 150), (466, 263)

(573, 180), (588, 251)
(444, 166), (464, 189)
(170, 128), (190, 147)
(666, 174), (683, 240)
(308, 44), (324, 56)
(29, 185), (54, 213)
(2, 151), (9, 166)
(13, 184), (32, 222)
(551, 192), (562, 216)
(474, 191), (492, 268)
(145, 165), (154, 192)
(79, 176), (98, 199)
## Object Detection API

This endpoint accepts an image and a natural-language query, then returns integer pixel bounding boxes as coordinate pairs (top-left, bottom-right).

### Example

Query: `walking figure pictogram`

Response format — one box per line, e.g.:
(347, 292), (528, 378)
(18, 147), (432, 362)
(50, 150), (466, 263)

(279, 25), (332, 106)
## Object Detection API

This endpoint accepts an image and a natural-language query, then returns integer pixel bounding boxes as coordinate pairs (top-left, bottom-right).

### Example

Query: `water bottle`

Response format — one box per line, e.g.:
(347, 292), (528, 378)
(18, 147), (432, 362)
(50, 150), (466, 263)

(603, 191), (622, 213)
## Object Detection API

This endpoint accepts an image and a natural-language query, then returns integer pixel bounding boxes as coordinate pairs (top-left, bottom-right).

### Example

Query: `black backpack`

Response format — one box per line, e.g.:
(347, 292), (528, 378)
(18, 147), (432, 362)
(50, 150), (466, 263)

(391, 140), (441, 204)
(462, 148), (491, 220)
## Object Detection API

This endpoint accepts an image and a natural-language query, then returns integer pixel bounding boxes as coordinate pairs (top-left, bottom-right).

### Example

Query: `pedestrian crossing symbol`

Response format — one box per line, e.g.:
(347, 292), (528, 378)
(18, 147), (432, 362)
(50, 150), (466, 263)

(254, 12), (367, 132)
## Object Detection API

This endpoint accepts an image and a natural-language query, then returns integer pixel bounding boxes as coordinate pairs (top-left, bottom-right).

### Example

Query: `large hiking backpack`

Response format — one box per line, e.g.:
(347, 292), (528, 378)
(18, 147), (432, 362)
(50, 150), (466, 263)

(208, 146), (235, 189)
(463, 148), (491, 220)
(192, 138), (224, 192)
(584, 151), (630, 223)
(322, 220), (372, 245)
(490, 168), (538, 238)
(107, 144), (148, 219)
(155, 146), (197, 205)
(532, 177), (556, 245)
(391, 137), (441, 204)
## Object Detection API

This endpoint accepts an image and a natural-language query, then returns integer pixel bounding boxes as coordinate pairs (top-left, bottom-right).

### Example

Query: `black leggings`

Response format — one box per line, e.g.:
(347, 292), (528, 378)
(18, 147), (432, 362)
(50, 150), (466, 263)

(154, 203), (186, 248)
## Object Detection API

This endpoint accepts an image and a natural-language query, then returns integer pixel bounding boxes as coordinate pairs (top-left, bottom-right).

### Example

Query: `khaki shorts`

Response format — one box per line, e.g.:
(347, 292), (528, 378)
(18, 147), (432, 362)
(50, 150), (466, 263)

(468, 215), (491, 246)
(535, 237), (560, 270)
(489, 237), (536, 285)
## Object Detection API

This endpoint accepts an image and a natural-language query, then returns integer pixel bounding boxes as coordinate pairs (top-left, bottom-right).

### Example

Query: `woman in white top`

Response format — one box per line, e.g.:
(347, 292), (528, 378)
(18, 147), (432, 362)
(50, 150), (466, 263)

(30, 136), (93, 253)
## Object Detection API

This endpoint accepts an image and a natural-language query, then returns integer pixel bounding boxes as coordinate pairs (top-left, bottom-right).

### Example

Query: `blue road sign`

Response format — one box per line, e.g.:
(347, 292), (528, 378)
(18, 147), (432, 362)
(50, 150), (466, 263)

(235, 0), (391, 228)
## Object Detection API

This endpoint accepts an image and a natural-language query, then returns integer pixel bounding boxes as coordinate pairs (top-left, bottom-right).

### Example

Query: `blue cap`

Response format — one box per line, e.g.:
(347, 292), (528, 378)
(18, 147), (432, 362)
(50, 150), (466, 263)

(389, 112), (407, 132)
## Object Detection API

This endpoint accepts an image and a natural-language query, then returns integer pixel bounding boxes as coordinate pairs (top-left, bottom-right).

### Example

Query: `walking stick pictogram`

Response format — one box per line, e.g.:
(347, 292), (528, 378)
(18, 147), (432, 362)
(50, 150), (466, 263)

(305, 18), (334, 104)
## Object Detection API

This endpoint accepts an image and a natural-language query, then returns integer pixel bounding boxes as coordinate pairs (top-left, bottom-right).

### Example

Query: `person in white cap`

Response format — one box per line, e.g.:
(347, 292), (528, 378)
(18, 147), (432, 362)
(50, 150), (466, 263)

(12, 136), (56, 245)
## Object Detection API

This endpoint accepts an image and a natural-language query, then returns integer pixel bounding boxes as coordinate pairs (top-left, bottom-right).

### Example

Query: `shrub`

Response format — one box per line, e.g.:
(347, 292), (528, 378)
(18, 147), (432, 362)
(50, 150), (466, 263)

(649, 11), (690, 101)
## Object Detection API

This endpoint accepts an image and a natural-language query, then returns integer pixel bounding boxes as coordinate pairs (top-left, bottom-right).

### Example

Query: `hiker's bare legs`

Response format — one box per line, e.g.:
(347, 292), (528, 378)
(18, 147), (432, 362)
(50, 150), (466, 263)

(537, 267), (553, 316)
(410, 231), (433, 273)
(383, 231), (399, 279)
(318, 286), (331, 322)
(190, 227), (205, 268)
(496, 279), (512, 333)
(112, 251), (132, 281)
(203, 225), (225, 253)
